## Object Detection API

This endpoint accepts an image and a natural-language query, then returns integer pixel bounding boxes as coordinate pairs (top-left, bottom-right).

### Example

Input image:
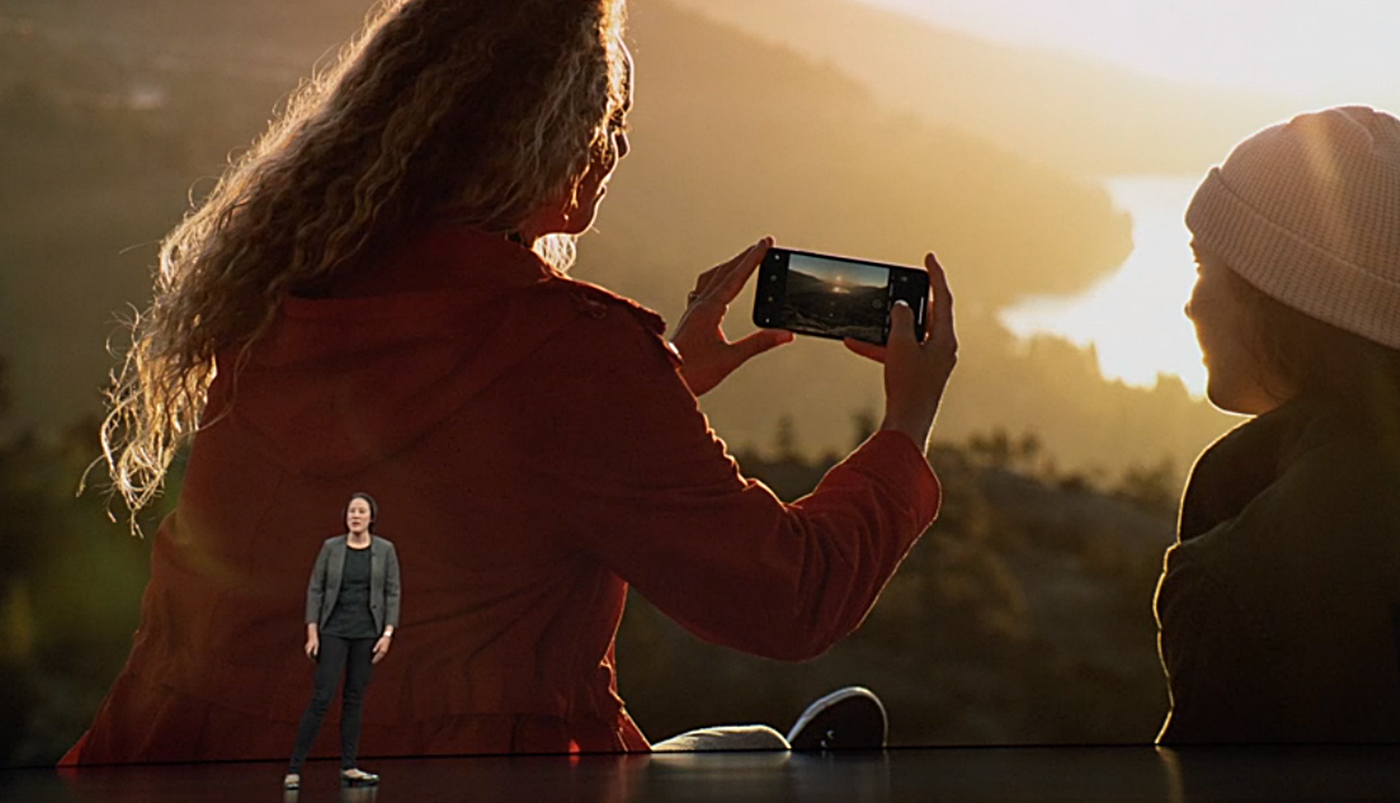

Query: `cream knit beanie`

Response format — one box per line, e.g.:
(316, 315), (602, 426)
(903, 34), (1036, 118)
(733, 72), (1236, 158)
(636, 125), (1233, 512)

(1186, 106), (1400, 349)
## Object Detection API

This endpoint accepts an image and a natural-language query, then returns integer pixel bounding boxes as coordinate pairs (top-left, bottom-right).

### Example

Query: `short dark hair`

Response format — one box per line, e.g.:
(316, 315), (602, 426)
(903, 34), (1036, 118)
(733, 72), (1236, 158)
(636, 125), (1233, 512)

(348, 492), (379, 526)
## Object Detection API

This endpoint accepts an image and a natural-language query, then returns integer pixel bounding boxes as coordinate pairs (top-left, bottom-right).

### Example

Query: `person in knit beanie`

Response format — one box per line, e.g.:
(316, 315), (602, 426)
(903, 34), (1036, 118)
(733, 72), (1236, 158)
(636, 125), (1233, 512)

(1156, 106), (1400, 744)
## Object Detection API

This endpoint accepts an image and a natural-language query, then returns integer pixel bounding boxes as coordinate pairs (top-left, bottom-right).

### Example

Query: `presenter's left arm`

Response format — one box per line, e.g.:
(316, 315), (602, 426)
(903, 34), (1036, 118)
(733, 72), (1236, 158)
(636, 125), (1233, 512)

(373, 541), (402, 665)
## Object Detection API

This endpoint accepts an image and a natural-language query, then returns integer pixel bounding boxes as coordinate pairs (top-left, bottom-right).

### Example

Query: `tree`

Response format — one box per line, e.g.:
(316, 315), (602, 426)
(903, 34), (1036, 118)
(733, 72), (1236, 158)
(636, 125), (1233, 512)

(851, 407), (878, 449)
(1115, 457), (1180, 517)
(968, 428), (1013, 470)
(773, 414), (802, 464)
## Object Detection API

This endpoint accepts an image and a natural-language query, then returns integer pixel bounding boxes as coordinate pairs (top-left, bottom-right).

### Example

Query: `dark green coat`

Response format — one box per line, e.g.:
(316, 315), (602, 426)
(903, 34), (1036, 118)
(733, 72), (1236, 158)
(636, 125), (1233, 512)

(1156, 397), (1400, 743)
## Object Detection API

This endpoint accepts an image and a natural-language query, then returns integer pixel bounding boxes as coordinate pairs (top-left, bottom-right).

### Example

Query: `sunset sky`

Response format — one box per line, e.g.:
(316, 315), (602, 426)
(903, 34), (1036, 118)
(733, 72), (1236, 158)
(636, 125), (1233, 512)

(846, 0), (1397, 397)
(862, 0), (1399, 106)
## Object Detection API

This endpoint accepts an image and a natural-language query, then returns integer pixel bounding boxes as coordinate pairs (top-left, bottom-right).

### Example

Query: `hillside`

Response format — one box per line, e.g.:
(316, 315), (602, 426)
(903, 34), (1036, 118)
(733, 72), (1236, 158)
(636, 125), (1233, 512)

(664, 0), (1301, 175)
(617, 443), (1179, 746)
(0, 0), (1233, 475)
(0, 389), (1181, 762)
(585, 0), (1234, 475)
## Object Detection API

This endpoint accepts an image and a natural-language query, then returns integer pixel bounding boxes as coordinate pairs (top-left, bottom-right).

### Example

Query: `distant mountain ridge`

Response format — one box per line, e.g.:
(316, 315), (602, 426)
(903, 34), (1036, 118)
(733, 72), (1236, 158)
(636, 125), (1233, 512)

(0, 0), (1234, 475)
(664, 0), (1302, 175)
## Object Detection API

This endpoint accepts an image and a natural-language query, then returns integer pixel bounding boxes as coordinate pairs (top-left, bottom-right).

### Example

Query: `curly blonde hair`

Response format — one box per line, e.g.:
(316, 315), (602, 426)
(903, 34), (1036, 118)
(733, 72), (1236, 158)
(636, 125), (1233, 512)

(99, 0), (630, 526)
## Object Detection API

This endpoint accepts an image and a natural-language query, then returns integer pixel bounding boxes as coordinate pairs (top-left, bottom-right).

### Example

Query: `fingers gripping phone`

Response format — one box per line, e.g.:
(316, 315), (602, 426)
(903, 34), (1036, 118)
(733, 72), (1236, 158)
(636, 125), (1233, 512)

(752, 247), (929, 345)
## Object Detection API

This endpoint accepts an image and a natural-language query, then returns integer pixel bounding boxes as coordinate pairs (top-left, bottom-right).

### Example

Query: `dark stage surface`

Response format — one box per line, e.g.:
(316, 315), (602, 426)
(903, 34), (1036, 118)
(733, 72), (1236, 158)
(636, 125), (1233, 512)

(9, 746), (1400, 802)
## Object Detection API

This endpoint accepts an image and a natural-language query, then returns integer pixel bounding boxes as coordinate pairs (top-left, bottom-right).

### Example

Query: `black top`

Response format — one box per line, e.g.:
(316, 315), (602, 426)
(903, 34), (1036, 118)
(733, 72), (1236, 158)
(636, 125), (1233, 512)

(322, 544), (378, 638)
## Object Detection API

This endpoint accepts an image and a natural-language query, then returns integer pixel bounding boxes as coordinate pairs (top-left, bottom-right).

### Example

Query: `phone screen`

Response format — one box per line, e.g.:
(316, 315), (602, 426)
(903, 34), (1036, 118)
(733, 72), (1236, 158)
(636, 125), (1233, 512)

(754, 248), (927, 345)
(785, 253), (892, 342)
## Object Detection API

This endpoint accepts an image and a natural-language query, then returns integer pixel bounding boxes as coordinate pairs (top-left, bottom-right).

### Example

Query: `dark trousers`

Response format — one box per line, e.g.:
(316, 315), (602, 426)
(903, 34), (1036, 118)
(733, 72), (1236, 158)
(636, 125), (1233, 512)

(289, 635), (376, 772)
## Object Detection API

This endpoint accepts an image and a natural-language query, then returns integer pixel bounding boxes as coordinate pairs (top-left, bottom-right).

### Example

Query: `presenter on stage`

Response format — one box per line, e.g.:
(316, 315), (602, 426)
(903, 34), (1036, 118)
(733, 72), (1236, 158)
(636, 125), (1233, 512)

(284, 493), (401, 790)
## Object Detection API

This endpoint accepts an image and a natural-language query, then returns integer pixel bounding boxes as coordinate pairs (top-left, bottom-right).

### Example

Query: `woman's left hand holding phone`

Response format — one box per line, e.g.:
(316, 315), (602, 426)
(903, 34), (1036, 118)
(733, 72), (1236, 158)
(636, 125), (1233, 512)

(671, 237), (795, 397)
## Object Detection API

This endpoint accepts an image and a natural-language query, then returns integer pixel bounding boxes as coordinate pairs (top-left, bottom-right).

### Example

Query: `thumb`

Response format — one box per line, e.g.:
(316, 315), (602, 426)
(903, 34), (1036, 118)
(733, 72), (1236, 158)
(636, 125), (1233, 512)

(887, 300), (916, 350)
(734, 329), (794, 362)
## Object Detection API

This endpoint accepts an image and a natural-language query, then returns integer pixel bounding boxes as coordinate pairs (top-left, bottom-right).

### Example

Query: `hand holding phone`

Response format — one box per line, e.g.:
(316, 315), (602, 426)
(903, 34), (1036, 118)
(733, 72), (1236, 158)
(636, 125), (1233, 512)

(671, 237), (795, 397)
(844, 254), (958, 451)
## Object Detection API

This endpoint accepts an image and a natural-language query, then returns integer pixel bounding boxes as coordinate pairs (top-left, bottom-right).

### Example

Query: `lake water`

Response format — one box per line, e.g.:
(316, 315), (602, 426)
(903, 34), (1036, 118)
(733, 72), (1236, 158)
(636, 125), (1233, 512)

(999, 175), (1207, 397)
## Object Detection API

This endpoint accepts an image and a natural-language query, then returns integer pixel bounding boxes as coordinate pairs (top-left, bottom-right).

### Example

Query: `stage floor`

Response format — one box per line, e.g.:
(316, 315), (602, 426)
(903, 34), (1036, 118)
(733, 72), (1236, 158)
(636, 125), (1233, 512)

(8, 745), (1400, 802)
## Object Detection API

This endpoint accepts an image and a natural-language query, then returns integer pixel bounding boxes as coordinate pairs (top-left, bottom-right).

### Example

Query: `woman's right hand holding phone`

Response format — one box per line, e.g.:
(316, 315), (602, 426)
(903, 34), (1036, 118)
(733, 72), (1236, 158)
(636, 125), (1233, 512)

(845, 253), (957, 452)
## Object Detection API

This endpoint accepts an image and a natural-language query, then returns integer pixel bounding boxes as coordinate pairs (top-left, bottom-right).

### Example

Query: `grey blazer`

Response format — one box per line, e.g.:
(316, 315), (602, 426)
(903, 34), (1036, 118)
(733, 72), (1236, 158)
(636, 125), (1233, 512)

(305, 534), (402, 635)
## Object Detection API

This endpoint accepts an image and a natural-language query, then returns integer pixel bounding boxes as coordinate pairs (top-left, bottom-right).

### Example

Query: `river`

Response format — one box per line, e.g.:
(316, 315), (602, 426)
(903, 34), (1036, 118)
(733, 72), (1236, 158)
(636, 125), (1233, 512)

(999, 175), (1207, 396)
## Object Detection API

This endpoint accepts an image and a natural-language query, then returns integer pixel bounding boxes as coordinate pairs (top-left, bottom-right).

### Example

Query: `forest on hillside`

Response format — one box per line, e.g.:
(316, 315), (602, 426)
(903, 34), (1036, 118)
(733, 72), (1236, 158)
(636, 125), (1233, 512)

(665, 0), (1301, 176)
(618, 419), (1181, 747)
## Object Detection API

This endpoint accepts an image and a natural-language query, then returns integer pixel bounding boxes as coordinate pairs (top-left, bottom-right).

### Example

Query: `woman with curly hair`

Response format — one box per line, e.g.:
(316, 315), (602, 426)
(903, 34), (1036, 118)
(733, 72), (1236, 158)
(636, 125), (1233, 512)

(62, 0), (955, 764)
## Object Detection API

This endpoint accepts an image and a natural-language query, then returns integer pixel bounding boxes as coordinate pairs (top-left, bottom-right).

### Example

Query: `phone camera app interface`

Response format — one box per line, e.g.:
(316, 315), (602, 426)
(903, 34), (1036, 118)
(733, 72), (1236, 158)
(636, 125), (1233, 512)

(785, 254), (889, 342)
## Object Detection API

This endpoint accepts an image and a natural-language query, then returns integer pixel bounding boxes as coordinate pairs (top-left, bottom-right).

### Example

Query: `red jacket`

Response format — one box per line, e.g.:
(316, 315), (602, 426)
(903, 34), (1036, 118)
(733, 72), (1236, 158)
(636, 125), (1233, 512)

(62, 226), (939, 763)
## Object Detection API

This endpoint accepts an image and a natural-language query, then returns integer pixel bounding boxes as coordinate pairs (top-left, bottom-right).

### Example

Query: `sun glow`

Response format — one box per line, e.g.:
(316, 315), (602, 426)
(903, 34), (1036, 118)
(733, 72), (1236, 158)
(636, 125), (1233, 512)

(863, 0), (1400, 107)
(1000, 176), (1207, 397)
(858, 0), (1397, 401)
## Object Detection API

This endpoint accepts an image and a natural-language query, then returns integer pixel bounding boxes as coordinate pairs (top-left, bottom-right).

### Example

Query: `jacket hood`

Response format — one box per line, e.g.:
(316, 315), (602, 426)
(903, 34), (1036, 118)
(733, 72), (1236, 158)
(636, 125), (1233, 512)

(204, 226), (624, 477)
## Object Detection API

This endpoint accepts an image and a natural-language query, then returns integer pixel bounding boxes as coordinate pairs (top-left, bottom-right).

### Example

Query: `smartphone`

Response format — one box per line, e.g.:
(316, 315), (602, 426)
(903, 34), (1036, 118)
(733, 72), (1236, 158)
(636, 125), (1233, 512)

(752, 247), (929, 345)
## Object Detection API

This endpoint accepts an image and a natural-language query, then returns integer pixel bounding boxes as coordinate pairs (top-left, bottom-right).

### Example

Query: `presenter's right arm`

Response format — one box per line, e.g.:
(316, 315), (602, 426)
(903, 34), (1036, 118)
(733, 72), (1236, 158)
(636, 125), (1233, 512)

(304, 541), (332, 659)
